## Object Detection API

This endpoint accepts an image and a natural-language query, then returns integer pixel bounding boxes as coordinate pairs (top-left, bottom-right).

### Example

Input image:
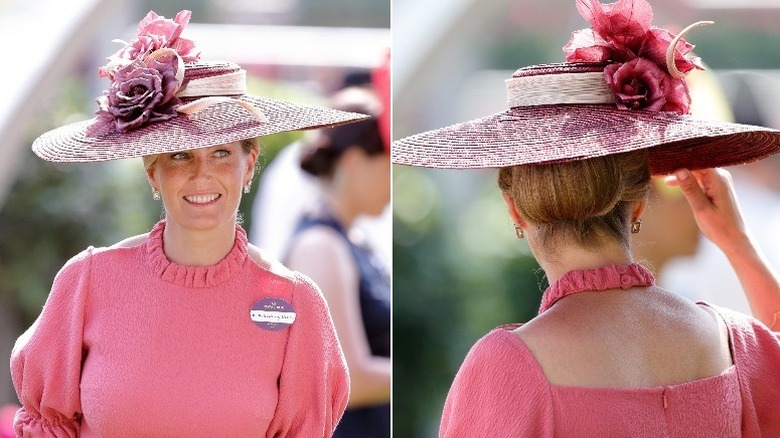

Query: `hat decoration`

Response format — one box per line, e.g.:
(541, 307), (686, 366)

(391, 0), (780, 174)
(32, 10), (370, 163)
(89, 10), (264, 137)
(505, 0), (710, 116)
(560, 0), (708, 114)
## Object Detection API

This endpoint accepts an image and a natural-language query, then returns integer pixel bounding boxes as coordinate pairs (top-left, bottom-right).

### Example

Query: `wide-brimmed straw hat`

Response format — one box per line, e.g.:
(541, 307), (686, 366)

(392, 0), (780, 175)
(32, 10), (369, 163)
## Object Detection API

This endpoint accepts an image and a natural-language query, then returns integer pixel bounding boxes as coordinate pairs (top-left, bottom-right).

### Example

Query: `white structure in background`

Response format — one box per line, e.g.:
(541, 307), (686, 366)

(0, 0), (125, 207)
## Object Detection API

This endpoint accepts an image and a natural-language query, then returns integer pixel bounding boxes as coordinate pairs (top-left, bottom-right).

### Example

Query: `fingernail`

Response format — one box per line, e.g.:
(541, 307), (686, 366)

(675, 169), (690, 181)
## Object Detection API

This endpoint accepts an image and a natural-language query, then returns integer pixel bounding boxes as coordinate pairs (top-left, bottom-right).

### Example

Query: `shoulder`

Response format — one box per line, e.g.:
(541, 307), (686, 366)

(51, 233), (152, 287)
(289, 226), (350, 258)
(441, 327), (553, 436)
(247, 243), (296, 278)
(109, 233), (149, 249)
(246, 243), (329, 309)
(703, 303), (780, 351)
(465, 326), (539, 367)
(285, 226), (356, 281)
(456, 326), (546, 388)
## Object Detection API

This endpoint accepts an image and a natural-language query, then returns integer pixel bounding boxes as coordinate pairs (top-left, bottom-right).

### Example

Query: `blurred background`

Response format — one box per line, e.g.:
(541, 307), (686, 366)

(0, 0), (388, 427)
(393, 0), (780, 436)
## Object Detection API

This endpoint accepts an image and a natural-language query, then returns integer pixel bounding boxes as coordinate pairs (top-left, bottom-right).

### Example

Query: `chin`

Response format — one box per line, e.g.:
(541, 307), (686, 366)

(168, 214), (237, 232)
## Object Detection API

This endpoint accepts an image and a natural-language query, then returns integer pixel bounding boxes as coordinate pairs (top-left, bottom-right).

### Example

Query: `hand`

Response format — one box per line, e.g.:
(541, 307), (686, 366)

(665, 168), (748, 255)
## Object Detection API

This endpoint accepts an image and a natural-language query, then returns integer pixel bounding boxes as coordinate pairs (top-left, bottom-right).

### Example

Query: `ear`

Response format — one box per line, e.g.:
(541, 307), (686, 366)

(502, 193), (527, 229)
(631, 199), (647, 221)
(243, 147), (260, 185)
(146, 161), (159, 191)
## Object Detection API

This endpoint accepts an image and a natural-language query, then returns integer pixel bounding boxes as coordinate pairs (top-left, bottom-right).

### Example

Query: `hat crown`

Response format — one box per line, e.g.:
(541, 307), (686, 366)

(183, 61), (242, 81)
(510, 62), (609, 79)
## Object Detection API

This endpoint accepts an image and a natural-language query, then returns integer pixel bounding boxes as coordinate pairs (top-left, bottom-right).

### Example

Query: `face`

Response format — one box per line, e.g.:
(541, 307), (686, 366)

(351, 151), (391, 216)
(147, 141), (258, 232)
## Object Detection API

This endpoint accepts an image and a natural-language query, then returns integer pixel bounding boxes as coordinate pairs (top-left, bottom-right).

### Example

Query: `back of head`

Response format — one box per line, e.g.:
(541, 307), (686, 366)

(498, 150), (650, 250)
(300, 87), (384, 179)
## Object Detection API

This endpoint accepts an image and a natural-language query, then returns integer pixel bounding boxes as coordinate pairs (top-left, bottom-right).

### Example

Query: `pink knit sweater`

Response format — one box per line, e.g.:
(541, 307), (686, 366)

(440, 264), (780, 437)
(11, 221), (349, 437)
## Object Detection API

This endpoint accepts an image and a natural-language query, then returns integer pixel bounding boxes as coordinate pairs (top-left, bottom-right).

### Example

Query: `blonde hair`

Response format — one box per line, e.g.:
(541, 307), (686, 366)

(142, 138), (260, 171)
(498, 150), (650, 250)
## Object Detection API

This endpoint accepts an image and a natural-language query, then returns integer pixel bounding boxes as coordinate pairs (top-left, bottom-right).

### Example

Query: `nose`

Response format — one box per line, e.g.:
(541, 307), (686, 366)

(191, 154), (212, 180)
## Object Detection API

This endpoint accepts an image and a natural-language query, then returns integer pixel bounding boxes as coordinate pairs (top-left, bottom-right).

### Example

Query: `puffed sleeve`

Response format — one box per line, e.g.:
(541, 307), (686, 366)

(708, 305), (780, 436)
(439, 329), (554, 438)
(10, 248), (93, 437)
(266, 272), (349, 438)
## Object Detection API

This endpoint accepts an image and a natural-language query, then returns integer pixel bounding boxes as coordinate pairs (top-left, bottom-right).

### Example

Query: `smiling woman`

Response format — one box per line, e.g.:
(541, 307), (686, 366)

(9, 10), (369, 437)
(143, 140), (259, 266)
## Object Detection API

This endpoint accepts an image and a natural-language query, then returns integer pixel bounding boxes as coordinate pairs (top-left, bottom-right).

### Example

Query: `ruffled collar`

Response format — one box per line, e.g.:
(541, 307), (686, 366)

(145, 220), (249, 288)
(539, 263), (655, 314)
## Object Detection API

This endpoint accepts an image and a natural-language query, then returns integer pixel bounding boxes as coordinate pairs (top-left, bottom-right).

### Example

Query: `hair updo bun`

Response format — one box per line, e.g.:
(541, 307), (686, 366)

(300, 87), (384, 178)
(498, 150), (650, 249)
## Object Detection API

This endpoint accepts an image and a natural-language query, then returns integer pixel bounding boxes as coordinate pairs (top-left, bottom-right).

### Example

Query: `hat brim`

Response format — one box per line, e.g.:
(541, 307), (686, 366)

(392, 105), (780, 175)
(33, 94), (370, 162)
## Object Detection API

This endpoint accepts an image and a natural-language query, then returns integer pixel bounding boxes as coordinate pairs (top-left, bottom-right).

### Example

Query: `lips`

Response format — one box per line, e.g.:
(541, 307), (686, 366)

(184, 193), (221, 204)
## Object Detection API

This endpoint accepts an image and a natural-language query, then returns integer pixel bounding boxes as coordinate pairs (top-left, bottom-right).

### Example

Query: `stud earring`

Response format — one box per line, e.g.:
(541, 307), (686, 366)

(631, 219), (642, 234)
(514, 225), (524, 239)
(152, 189), (161, 200)
(243, 181), (252, 194)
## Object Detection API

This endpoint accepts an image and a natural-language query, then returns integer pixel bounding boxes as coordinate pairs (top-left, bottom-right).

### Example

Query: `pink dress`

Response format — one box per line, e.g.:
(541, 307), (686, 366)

(440, 264), (780, 437)
(11, 221), (349, 437)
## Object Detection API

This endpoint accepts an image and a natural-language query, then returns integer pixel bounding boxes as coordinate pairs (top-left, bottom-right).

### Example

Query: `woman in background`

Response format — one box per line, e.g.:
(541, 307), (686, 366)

(286, 86), (391, 438)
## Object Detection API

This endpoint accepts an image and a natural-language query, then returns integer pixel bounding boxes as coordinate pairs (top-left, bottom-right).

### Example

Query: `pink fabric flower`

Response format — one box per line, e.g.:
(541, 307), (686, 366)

(100, 10), (200, 78)
(604, 58), (690, 114)
(564, 0), (702, 76)
(89, 10), (198, 135)
(92, 57), (181, 133)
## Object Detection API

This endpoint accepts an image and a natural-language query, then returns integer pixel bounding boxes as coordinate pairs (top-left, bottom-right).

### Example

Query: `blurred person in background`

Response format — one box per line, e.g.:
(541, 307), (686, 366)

(662, 155), (780, 314)
(638, 66), (780, 315)
(633, 68), (727, 275)
(9, 10), (368, 436)
(285, 84), (391, 438)
(393, 0), (780, 435)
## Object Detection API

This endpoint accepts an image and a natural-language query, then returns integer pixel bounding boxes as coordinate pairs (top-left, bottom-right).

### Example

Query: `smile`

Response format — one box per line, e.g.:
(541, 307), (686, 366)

(184, 194), (221, 204)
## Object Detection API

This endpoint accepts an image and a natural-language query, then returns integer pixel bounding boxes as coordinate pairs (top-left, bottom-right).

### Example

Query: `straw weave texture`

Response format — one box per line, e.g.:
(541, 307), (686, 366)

(392, 105), (780, 175)
(32, 62), (369, 162)
(393, 63), (780, 175)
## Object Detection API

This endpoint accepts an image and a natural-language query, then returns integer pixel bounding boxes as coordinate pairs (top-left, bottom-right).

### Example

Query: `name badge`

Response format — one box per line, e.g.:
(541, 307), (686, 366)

(250, 298), (296, 331)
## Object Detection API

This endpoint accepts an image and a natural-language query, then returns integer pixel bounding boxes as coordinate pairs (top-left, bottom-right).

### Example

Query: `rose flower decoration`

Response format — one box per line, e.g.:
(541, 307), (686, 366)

(90, 10), (200, 135)
(563, 0), (708, 114)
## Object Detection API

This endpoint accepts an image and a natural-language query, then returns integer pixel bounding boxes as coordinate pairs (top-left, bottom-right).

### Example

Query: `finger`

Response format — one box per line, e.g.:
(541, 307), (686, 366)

(690, 168), (732, 202)
(674, 168), (712, 212)
(663, 174), (679, 187)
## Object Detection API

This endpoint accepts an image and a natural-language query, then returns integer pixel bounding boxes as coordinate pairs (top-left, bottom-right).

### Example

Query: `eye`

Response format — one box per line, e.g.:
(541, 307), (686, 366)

(170, 152), (189, 160)
(213, 149), (230, 158)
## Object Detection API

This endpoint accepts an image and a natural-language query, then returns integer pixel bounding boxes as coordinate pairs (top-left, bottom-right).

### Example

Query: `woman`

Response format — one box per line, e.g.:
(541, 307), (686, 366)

(11, 10), (368, 436)
(392, 0), (780, 435)
(285, 86), (391, 438)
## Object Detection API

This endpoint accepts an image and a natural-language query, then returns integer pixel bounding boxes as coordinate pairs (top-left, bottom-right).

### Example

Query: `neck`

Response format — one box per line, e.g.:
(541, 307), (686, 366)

(534, 238), (634, 286)
(162, 218), (237, 266)
(323, 185), (357, 229)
